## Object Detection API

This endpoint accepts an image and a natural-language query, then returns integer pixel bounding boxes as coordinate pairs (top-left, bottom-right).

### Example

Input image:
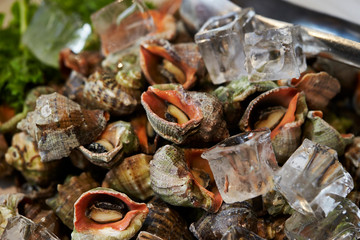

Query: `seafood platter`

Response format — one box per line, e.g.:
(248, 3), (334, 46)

(0, 0), (360, 239)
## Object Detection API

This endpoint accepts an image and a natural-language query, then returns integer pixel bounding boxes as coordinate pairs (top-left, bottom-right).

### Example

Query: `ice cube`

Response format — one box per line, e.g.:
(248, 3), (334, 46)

(244, 26), (307, 82)
(285, 197), (360, 240)
(91, 0), (155, 56)
(274, 139), (354, 217)
(195, 9), (256, 85)
(202, 128), (279, 203)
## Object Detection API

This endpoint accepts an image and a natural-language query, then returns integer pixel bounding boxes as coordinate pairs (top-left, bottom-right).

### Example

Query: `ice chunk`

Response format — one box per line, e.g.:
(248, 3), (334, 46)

(195, 9), (256, 85)
(244, 26), (307, 82)
(285, 197), (360, 240)
(91, 0), (155, 56)
(180, 0), (241, 33)
(274, 139), (354, 217)
(202, 128), (279, 203)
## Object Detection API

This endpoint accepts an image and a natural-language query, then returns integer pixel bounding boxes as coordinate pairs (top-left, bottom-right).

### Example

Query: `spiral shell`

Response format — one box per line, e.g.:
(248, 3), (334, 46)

(83, 70), (142, 116)
(140, 39), (204, 89)
(17, 92), (109, 162)
(5, 132), (60, 186)
(141, 84), (228, 146)
(102, 154), (154, 200)
(72, 187), (149, 240)
(46, 172), (99, 229)
(78, 120), (139, 168)
(137, 197), (193, 240)
(239, 87), (308, 163)
(0, 134), (12, 178)
(150, 145), (222, 212)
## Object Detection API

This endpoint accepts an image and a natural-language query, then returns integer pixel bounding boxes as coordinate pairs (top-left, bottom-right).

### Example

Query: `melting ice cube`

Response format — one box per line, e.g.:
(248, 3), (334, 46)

(285, 197), (360, 240)
(244, 26), (307, 82)
(91, 0), (155, 56)
(202, 128), (279, 203)
(195, 8), (256, 85)
(274, 139), (354, 217)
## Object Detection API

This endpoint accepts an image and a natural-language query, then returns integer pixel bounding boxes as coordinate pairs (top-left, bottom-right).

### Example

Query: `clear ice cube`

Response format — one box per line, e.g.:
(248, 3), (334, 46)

(285, 197), (360, 240)
(91, 0), (155, 56)
(274, 139), (354, 217)
(202, 128), (279, 203)
(244, 26), (307, 82)
(195, 8), (256, 85)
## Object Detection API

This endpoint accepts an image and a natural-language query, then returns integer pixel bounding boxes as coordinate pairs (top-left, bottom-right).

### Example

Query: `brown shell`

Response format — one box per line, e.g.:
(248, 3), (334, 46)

(46, 172), (99, 229)
(22, 202), (61, 237)
(141, 84), (229, 146)
(59, 48), (103, 78)
(140, 39), (204, 89)
(78, 120), (139, 168)
(290, 71), (341, 110)
(17, 93), (109, 162)
(102, 154), (154, 200)
(239, 87), (308, 163)
(83, 70), (142, 116)
(137, 197), (193, 240)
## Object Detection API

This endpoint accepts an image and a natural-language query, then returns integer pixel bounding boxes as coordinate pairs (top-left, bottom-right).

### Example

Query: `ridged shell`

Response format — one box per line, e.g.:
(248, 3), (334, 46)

(290, 71), (341, 110)
(78, 121), (139, 168)
(150, 145), (222, 212)
(1, 215), (60, 240)
(303, 110), (354, 156)
(63, 71), (86, 104)
(141, 84), (229, 146)
(239, 87), (308, 164)
(46, 172), (99, 229)
(72, 187), (149, 240)
(140, 39), (204, 89)
(0, 134), (12, 178)
(83, 70), (142, 116)
(137, 197), (193, 240)
(221, 226), (265, 240)
(189, 202), (258, 240)
(5, 132), (60, 186)
(17, 92), (109, 162)
(102, 154), (154, 200)
(212, 77), (277, 130)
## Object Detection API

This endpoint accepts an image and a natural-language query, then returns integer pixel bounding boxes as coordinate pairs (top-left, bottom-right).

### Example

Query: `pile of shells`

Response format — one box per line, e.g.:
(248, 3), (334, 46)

(1, 1), (360, 240)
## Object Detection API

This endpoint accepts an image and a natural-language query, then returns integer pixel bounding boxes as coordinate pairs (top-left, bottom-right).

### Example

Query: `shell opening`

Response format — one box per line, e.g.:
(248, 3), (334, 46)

(142, 88), (201, 125)
(159, 59), (186, 84)
(85, 139), (114, 153)
(254, 106), (287, 130)
(86, 194), (129, 224)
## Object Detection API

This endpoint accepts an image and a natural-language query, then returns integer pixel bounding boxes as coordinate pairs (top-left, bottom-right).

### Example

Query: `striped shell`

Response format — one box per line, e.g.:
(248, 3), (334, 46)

(46, 172), (99, 229)
(5, 132), (60, 186)
(83, 70), (141, 116)
(137, 197), (193, 240)
(102, 154), (154, 201)
(150, 145), (222, 212)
